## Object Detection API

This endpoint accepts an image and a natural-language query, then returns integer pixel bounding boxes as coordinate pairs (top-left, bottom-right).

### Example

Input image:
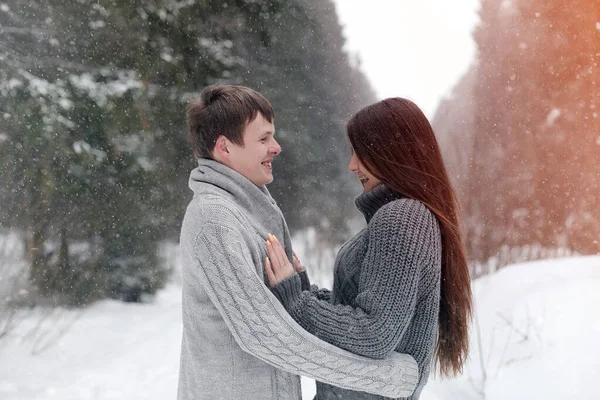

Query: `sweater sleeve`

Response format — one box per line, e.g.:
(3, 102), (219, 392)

(271, 199), (441, 359)
(272, 273), (332, 305)
(298, 270), (332, 302)
(189, 205), (418, 398)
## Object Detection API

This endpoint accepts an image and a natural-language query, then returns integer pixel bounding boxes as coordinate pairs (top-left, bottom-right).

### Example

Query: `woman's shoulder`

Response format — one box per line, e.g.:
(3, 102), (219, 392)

(372, 197), (436, 228)
(370, 198), (442, 265)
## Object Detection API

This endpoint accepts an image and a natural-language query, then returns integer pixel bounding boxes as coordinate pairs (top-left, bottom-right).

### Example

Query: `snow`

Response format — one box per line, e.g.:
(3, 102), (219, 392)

(72, 140), (107, 161)
(422, 256), (600, 400)
(546, 108), (561, 126)
(89, 20), (106, 29)
(68, 71), (143, 108)
(1, 251), (599, 399)
(7, 79), (23, 90)
(0, 288), (182, 399)
(91, 3), (110, 17)
(198, 38), (240, 68)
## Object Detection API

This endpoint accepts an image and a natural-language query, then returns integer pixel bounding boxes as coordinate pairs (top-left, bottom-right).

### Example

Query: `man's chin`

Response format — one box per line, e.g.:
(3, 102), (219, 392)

(252, 174), (273, 187)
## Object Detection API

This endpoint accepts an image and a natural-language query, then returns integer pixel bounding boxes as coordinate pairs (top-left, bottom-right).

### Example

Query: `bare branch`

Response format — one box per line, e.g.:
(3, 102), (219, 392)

(496, 312), (529, 342)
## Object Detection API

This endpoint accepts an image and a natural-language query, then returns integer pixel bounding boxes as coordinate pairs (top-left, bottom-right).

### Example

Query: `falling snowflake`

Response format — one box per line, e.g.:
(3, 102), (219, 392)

(546, 108), (561, 126)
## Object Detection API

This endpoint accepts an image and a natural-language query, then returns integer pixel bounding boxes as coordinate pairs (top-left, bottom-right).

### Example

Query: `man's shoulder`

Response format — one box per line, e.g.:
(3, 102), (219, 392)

(184, 194), (246, 226)
(180, 193), (253, 244)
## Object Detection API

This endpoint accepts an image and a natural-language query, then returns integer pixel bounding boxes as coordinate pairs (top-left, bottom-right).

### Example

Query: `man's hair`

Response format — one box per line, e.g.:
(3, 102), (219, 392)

(186, 85), (274, 159)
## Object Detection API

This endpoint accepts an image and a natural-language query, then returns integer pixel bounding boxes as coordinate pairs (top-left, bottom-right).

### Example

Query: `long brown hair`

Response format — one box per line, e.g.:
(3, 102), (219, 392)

(347, 97), (472, 377)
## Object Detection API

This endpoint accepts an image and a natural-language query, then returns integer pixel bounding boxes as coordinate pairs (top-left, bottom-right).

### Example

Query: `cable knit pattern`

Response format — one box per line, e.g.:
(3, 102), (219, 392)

(177, 160), (419, 400)
(271, 184), (442, 400)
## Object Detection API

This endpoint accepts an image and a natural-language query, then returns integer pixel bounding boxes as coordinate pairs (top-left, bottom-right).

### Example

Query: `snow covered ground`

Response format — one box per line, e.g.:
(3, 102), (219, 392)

(1, 252), (599, 399)
(421, 256), (600, 400)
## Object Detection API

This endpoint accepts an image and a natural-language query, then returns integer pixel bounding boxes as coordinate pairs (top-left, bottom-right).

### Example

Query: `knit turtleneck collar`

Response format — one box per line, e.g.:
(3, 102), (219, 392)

(355, 183), (403, 223)
(189, 158), (293, 263)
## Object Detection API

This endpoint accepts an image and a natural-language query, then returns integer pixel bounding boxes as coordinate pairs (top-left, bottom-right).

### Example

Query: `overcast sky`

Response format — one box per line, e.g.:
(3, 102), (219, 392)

(333, 0), (480, 118)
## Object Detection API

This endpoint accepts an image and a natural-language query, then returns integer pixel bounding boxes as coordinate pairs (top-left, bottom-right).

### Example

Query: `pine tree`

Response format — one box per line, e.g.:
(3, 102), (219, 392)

(0, 0), (375, 304)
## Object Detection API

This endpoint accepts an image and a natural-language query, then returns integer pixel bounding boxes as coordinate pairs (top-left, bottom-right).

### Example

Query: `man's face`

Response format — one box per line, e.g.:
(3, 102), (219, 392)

(227, 113), (280, 187)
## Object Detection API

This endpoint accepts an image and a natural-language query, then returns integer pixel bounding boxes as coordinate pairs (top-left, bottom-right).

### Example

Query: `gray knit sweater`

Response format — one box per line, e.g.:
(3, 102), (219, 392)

(272, 184), (442, 400)
(177, 160), (419, 400)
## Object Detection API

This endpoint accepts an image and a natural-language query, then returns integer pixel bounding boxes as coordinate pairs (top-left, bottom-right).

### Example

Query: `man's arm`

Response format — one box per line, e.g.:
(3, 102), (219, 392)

(187, 205), (418, 398)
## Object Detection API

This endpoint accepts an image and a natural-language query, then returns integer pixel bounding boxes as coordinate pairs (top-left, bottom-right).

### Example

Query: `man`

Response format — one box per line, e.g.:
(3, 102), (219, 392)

(177, 84), (419, 400)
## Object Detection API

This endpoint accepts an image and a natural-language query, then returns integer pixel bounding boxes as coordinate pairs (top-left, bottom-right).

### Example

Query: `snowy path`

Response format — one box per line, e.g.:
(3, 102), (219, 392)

(1, 256), (599, 399)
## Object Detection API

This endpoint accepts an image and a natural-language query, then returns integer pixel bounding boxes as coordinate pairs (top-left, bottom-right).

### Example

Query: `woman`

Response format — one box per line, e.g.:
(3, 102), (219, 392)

(265, 97), (472, 399)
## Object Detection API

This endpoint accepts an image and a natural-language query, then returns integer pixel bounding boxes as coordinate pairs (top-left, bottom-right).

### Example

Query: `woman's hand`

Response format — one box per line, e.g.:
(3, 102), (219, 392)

(264, 234), (295, 286)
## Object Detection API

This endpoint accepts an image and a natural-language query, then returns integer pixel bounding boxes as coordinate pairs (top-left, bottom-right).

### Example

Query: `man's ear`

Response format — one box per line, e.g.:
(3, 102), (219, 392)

(213, 136), (230, 161)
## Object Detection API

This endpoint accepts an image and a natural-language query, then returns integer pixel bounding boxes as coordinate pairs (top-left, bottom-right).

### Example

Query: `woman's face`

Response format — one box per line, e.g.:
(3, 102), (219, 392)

(348, 149), (382, 192)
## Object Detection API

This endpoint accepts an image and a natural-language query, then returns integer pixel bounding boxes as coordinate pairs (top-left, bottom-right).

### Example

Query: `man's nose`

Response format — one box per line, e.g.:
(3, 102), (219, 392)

(270, 139), (281, 155)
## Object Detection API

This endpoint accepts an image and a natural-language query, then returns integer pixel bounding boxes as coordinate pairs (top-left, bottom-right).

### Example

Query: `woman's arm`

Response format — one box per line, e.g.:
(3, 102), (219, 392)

(269, 199), (441, 359)
(297, 269), (332, 302)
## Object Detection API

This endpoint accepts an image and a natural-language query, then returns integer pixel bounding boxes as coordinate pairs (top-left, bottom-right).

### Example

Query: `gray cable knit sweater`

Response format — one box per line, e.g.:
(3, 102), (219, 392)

(177, 159), (419, 400)
(271, 184), (442, 400)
